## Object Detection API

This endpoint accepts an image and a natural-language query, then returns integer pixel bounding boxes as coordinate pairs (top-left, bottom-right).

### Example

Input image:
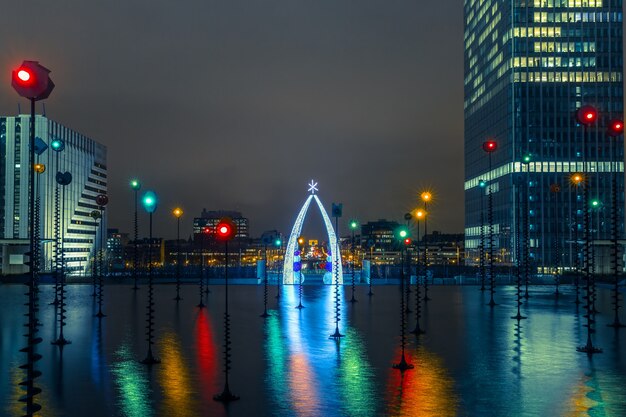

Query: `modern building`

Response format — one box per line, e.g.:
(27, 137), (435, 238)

(464, 1), (623, 271)
(107, 228), (128, 274)
(0, 114), (107, 276)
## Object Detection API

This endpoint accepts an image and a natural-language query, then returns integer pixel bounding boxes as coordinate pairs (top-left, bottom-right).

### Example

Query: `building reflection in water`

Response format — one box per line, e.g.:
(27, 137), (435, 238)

(386, 345), (458, 417)
(110, 338), (153, 417)
(158, 331), (197, 417)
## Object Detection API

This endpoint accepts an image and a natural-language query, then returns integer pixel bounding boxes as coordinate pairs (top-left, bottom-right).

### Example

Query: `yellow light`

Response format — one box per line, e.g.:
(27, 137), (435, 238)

(413, 208), (426, 219)
(570, 173), (584, 186)
(421, 191), (432, 202)
(34, 163), (45, 174)
(172, 207), (184, 218)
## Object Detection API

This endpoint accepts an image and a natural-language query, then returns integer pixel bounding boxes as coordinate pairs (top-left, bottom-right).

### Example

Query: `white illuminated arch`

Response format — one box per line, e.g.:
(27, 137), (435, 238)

(283, 183), (343, 285)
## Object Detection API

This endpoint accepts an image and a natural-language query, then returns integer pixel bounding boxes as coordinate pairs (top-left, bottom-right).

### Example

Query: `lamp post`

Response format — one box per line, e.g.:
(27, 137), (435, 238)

(260, 231), (279, 318)
(349, 220), (358, 303)
(478, 179), (487, 291)
(393, 226), (413, 371)
(275, 237), (283, 301)
(571, 173), (584, 305)
(48, 138), (64, 306)
(94, 195), (109, 318)
(52, 170), (72, 345)
(420, 191), (432, 302)
(575, 105), (602, 355)
(12, 59), (55, 417)
(214, 218), (239, 402)
(607, 119), (625, 328)
(411, 209), (425, 335)
(141, 191), (160, 364)
(130, 179), (141, 290)
(482, 141), (497, 306)
(90, 210), (101, 297)
(172, 207), (183, 301)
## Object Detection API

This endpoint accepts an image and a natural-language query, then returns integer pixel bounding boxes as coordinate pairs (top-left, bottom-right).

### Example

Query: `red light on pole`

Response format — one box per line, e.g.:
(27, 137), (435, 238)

(216, 218), (236, 241)
(11, 61), (54, 100)
(404, 238), (412, 245)
(576, 105), (597, 126)
(482, 140), (497, 153)
(608, 119), (624, 137)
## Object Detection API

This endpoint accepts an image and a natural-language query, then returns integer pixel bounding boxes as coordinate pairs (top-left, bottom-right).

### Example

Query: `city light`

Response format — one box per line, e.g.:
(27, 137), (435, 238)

(17, 69), (32, 82)
(350, 220), (358, 229)
(570, 173), (584, 186)
(414, 209), (426, 219)
(478, 179), (486, 188)
(142, 191), (158, 213)
(608, 119), (624, 136)
(216, 218), (236, 240)
(482, 140), (497, 152)
(172, 207), (183, 218)
(576, 105), (597, 125)
(590, 199), (601, 208)
(522, 154), (532, 164)
(50, 138), (65, 152)
(130, 179), (141, 191)
(421, 191), (432, 202)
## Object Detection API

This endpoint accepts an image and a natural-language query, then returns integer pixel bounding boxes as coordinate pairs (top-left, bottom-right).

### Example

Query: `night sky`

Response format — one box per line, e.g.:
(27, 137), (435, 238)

(0, 1), (464, 239)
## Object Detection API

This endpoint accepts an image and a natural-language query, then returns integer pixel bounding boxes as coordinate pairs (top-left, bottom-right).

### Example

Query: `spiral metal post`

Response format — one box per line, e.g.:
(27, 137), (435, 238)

(393, 246), (413, 371)
(132, 189), (139, 290)
(32, 171), (42, 326)
(260, 244), (269, 318)
(91, 219), (98, 297)
(350, 228), (357, 303)
(487, 153), (496, 307)
(423, 203), (431, 302)
(141, 212), (160, 364)
(50, 185), (60, 306)
(330, 216), (343, 339)
(214, 241), (239, 402)
(95, 206), (106, 318)
(553, 187), (561, 297)
(573, 184), (581, 305)
(197, 231), (205, 308)
(577, 125), (602, 355)
(523, 169), (530, 300)
(511, 184), (526, 321)
(52, 185), (70, 346)
(479, 190), (486, 291)
(174, 216), (182, 301)
(608, 136), (624, 328)
(411, 219), (424, 335)
(19, 98), (42, 417)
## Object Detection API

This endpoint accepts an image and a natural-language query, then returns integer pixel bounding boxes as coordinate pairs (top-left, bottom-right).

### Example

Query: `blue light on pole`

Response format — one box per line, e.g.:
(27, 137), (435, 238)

(50, 138), (65, 152)
(142, 191), (157, 213)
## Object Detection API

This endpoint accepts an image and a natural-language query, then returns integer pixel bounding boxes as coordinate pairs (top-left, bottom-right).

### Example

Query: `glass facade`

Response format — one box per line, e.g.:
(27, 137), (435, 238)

(0, 115), (107, 275)
(464, 0), (623, 270)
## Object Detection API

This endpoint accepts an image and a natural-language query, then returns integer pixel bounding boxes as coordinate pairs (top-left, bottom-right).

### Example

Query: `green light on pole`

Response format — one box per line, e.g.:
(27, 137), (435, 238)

(130, 179), (141, 191)
(142, 191), (157, 213)
(350, 220), (358, 230)
(50, 138), (64, 152)
(479, 179), (486, 188)
(522, 154), (532, 164)
(275, 239), (282, 247)
(397, 227), (408, 240)
(590, 199), (601, 209)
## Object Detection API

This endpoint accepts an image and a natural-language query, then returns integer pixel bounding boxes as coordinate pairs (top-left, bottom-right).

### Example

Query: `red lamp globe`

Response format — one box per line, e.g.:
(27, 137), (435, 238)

(608, 119), (624, 137)
(482, 140), (497, 153)
(215, 218), (237, 241)
(576, 105), (597, 126)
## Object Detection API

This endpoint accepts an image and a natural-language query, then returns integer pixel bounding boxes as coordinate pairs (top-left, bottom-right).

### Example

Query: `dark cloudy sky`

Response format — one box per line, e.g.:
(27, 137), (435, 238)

(0, 0), (464, 240)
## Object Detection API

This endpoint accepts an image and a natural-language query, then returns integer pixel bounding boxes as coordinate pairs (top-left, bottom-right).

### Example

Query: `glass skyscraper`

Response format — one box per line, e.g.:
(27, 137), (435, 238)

(464, 1), (623, 271)
(0, 114), (107, 276)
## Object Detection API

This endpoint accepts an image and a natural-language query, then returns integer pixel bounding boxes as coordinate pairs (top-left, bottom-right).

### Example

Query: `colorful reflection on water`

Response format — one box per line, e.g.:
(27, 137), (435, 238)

(157, 331), (197, 417)
(110, 338), (154, 417)
(194, 308), (218, 399)
(386, 345), (458, 417)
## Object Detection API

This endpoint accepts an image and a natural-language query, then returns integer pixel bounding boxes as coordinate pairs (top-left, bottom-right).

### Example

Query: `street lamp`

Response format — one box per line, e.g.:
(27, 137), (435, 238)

(49, 138), (65, 305)
(607, 119), (625, 328)
(214, 218), (240, 403)
(130, 179), (141, 290)
(403, 213), (413, 314)
(172, 207), (183, 301)
(550, 183), (562, 297)
(296, 236), (305, 309)
(393, 225), (413, 371)
(198, 226), (210, 308)
(410, 209), (426, 335)
(12, 61), (54, 417)
(575, 105), (602, 355)
(275, 237), (283, 300)
(330, 202), (344, 340)
(420, 191), (433, 302)
(349, 219), (358, 303)
(141, 190), (160, 364)
(511, 174), (526, 321)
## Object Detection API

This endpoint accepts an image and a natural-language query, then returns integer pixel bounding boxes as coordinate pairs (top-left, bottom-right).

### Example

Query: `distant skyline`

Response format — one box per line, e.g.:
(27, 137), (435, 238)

(1, 1), (464, 239)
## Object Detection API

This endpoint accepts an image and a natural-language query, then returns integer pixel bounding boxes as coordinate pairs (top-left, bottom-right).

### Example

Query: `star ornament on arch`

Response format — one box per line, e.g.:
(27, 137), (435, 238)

(308, 180), (318, 194)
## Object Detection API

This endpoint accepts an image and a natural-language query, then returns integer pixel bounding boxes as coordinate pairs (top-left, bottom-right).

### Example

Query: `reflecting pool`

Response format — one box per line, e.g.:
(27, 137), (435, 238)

(1, 284), (625, 416)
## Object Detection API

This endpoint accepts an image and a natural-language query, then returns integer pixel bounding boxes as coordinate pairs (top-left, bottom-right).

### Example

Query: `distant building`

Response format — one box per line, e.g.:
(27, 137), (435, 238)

(0, 114), (107, 276)
(123, 238), (163, 269)
(421, 231), (465, 267)
(107, 228), (128, 273)
(360, 219), (400, 251)
(193, 209), (249, 241)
